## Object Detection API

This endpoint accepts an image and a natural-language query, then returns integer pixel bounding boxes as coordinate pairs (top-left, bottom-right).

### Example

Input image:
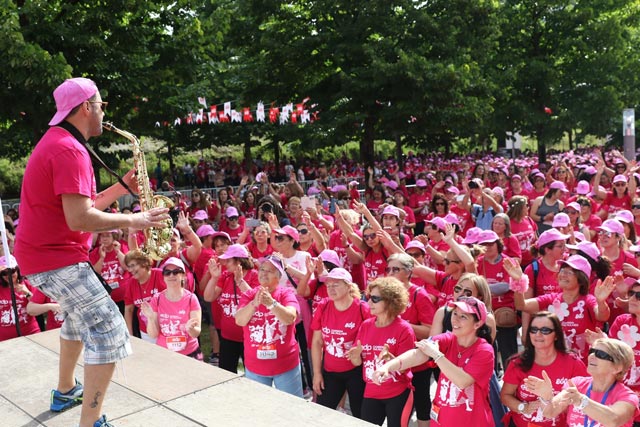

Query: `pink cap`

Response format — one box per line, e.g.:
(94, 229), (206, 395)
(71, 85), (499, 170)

(549, 181), (568, 192)
(470, 178), (484, 187)
(332, 184), (348, 193)
(381, 205), (400, 218)
(492, 187), (504, 197)
(477, 230), (499, 244)
(308, 186), (321, 196)
(256, 172), (266, 182)
(416, 179), (428, 188)
(348, 180), (359, 187)
(566, 241), (600, 261)
(584, 166), (598, 175)
(196, 224), (215, 238)
(161, 257), (185, 271)
(263, 255), (285, 277)
(615, 210), (634, 224)
(427, 217), (447, 231)
(225, 206), (239, 217)
(325, 268), (353, 283)
(533, 172), (545, 180)
(444, 213), (460, 227)
(446, 186), (460, 195)
(448, 297), (487, 324)
(193, 210), (208, 221)
(397, 172), (406, 179)
(566, 202), (581, 212)
(218, 243), (249, 259)
(274, 225), (300, 242)
(405, 240), (426, 253)
(511, 174), (522, 181)
(385, 181), (398, 190)
(0, 254), (17, 270)
(551, 213), (570, 228)
(49, 78), (99, 126)
(132, 205), (141, 213)
(319, 249), (343, 267)
(613, 174), (628, 184)
(212, 231), (232, 242)
(462, 227), (482, 244)
(630, 244), (640, 254)
(576, 180), (590, 195)
(597, 219), (624, 235)
(573, 231), (586, 242)
(558, 254), (592, 278)
(537, 229), (570, 248)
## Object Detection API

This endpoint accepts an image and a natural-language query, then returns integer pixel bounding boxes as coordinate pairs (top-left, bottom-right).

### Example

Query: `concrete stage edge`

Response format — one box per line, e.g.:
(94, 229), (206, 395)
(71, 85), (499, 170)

(0, 329), (372, 426)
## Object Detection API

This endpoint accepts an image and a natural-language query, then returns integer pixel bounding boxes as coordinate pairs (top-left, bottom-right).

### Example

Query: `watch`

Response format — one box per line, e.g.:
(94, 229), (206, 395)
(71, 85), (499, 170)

(517, 402), (526, 413)
(268, 300), (279, 310)
(577, 395), (589, 411)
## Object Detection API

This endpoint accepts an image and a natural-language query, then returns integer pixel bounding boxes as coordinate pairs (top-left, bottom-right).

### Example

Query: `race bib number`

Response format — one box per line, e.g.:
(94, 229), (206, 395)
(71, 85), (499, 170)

(107, 280), (119, 290)
(166, 336), (187, 352)
(430, 403), (440, 423)
(257, 344), (277, 360)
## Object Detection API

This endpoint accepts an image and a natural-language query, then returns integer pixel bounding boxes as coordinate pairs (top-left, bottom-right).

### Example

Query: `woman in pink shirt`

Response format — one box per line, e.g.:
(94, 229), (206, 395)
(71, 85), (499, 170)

(0, 255), (40, 341)
(142, 257), (202, 359)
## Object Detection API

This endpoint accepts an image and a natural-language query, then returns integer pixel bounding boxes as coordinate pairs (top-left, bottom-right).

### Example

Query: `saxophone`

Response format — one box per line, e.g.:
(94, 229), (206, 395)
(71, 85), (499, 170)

(103, 122), (174, 261)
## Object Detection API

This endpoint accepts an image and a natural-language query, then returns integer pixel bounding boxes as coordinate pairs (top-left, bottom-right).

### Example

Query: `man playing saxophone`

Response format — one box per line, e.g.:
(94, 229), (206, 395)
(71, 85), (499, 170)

(14, 77), (169, 427)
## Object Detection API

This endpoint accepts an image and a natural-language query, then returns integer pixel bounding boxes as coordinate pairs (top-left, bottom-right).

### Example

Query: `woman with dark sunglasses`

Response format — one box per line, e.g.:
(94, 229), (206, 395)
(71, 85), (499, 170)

(296, 213), (326, 258)
(0, 255), (41, 341)
(346, 277), (415, 427)
(374, 296), (495, 427)
(501, 312), (587, 427)
(141, 257), (202, 360)
(509, 255), (613, 363)
(525, 338), (637, 427)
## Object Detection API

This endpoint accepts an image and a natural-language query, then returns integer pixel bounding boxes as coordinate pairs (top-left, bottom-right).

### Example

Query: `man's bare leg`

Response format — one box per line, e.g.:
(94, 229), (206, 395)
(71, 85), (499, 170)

(58, 337), (83, 392)
(79, 363), (115, 427)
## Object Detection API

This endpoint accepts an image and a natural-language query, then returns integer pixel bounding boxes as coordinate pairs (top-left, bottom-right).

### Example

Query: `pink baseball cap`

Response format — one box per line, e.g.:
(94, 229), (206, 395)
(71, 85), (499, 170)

(558, 254), (592, 278)
(536, 229), (569, 248)
(511, 174), (522, 181)
(462, 227), (482, 244)
(549, 181), (568, 192)
(573, 231), (586, 242)
(381, 205), (400, 218)
(218, 243), (249, 259)
(196, 224), (215, 238)
(308, 186), (321, 196)
(225, 206), (239, 217)
(274, 225), (300, 242)
(49, 78), (99, 126)
(263, 255), (285, 277)
(416, 179), (428, 188)
(397, 172), (406, 179)
(615, 210), (634, 224)
(613, 174), (628, 184)
(256, 172), (266, 182)
(492, 187), (504, 197)
(325, 267), (353, 283)
(348, 180), (359, 187)
(405, 240), (426, 253)
(575, 180), (590, 195)
(426, 216), (447, 231)
(0, 254), (17, 270)
(565, 202), (581, 212)
(584, 166), (598, 175)
(566, 241), (600, 261)
(533, 172), (545, 180)
(477, 230), (499, 244)
(161, 257), (185, 271)
(551, 213), (570, 228)
(212, 231), (232, 242)
(597, 219), (625, 235)
(448, 297), (487, 324)
(446, 186), (460, 195)
(385, 181), (399, 190)
(319, 249), (343, 267)
(193, 210), (208, 221)
(444, 213), (460, 227)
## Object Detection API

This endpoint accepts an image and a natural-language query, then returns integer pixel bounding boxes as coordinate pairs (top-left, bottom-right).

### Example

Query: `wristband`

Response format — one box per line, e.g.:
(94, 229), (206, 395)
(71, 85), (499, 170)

(268, 300), (279, 310)
(433, 353), (444, 363)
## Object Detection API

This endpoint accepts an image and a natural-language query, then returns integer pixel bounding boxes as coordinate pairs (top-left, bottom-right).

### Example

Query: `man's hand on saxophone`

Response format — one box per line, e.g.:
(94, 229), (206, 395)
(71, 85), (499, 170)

(131, 207), (171, 231)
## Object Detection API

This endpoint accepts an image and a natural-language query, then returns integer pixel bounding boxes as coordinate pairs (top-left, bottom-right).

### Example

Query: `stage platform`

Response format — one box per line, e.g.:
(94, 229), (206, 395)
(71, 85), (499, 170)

(0, 329), (372, 427)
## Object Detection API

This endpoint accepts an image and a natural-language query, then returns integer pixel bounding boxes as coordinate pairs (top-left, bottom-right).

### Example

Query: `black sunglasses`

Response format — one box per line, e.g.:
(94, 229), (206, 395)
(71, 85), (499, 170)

(628, 290), (640, 300)
(444, 258), (461, 265)
(588, 348), (615, 363)
(0, 268), (16, 276)
(633, 205), (640, 209)
(162, 268), (184, 276)
(529, 326), (554, 335)
(298, 229), (309, 235)
(363, 233), (377, 240)
(367, 294), (384, 303)
(453, 285), (473, 297)
(228, 216), (239, 221)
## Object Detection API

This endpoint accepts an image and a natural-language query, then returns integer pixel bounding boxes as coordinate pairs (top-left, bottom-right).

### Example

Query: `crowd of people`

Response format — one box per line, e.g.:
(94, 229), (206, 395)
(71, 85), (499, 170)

(6, 141), (640, 427)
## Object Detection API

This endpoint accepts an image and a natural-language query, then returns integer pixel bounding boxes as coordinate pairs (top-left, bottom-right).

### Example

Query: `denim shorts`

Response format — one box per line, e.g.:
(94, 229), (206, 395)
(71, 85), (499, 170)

(28, 262), (132, 365)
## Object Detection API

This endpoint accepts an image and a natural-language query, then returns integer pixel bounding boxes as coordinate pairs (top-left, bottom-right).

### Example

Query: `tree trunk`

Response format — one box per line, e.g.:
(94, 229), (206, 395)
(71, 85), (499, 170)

(361, 114), (376, 184)
(537, 125), (547, 165)
(395, 133), (402, 169)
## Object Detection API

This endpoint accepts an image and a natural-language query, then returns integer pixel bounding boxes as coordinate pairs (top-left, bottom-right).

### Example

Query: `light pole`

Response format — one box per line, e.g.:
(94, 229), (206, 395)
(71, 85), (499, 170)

(623, 109), (635, 161)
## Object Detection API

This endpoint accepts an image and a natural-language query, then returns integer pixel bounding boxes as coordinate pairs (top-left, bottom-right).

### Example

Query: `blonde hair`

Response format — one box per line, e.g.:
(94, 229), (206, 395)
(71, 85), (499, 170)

(340, 209), (361, 226)
(592, 338), (634, 381)
(367, 277), (409, 318)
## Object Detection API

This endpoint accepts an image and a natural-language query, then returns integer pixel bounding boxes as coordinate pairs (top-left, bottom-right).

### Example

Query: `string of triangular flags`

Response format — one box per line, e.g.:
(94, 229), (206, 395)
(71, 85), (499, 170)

(155, 97), (317, 127)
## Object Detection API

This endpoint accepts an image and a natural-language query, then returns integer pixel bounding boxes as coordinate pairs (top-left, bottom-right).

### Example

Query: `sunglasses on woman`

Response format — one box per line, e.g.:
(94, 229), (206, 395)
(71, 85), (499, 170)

(528, 326), (554, 335)
(367, 294), (384, 303)
(163, 268), (185, 276)
(588, 348), (615, 363)
(453, 286), (473, 297)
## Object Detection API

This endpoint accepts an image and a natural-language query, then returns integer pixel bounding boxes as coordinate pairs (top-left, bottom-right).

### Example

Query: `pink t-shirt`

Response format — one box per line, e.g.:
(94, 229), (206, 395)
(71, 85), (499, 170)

(524, 258), (559, 296)
(601, 192), (632, 216)
(150, 290), (201, 356)
(0, 283), (41, 341)
(564, 376), (638, 427)
(478, 254), (515, 311)
(510, 217), (538, 267)
(310, 298), (371, 372)
(30, 287), (64, 330)
(239, 286), (300, 376)
(89, 247), (129, 303)
(364, 248), (388, 285)
(430, 332), (495, 427)
(123, 268), (167, 333)
(503, 352), (587, 427)
(328, 229), (366, 291)
(536, 293), (597, 361)
(609, 314), (640, 422)
(15, 127), (96, 275)
(216, 269), (260, 342)
(356, 316), (415, 399)
(503, 235), (522, 261)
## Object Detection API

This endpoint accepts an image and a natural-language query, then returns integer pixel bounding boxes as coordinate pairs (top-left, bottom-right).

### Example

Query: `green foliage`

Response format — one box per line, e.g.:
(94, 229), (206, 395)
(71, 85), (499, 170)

(0, 157), (26, 197)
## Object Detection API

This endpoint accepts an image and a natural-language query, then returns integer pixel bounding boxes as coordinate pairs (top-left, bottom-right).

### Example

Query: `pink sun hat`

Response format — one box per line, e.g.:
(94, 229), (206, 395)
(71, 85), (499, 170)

(597, 219), (625, 235)
(381, 205), (400, 218)
(49, 78), (99, 126)
(615, 210), (634, 224)
(196, 224), (215, 238)
(193, 210), (208, 221)
(566, 241), (600, 261)
(549, 181), (568, 192)
(319, 249), (343, 267)
(537, 229), (570, 248)
(426, 217), (447, 232)
(551, 213), (570, 228)
(477, 230), (500, 244)
(558, 254), (592, 278)
(575, 180), (590, 195)
(218, 244), (250, 259)
(462, 227), (482, 245)
(274, 225), (300, 242)
(161, 257), (185, 271)
(325, 268), (353, 283)
(405, 240), (426, 253)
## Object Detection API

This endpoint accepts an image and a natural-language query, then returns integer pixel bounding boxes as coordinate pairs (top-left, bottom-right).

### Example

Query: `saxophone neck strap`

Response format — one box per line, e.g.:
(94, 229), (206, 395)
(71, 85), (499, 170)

(57, 121), (136, 197)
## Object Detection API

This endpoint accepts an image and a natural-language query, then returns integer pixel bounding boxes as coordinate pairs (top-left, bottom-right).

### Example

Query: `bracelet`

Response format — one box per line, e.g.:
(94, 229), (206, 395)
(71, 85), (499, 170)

(433, 353), (444, 363)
